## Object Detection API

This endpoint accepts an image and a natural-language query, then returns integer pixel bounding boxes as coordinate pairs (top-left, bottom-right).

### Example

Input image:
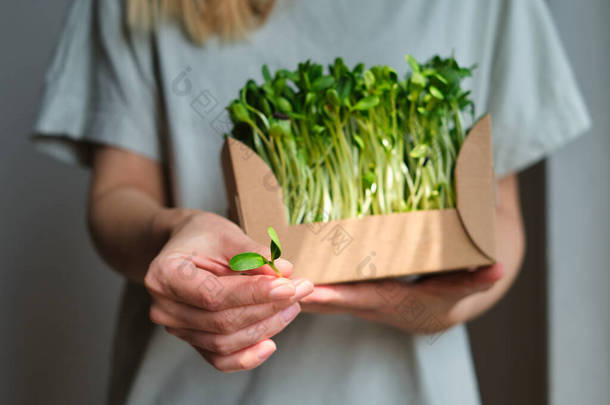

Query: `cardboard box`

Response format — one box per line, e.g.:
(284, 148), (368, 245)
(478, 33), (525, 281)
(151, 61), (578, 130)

(222, 115), (496, 284)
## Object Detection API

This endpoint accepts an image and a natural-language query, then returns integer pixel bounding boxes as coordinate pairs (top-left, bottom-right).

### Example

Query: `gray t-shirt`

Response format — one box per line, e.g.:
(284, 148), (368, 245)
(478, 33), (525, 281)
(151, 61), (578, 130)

(33, 0), (591, 404)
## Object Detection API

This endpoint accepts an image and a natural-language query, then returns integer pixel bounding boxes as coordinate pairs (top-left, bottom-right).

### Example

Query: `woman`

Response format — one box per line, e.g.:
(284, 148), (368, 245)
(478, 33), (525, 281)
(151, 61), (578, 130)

(33, 0), (590, 404)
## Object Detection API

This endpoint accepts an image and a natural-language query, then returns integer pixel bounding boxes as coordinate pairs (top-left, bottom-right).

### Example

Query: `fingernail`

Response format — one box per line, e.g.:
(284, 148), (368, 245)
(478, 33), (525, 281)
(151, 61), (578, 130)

(257, 341), (276, 360)
(280, 303), (300, 323)
(269, 279), (296, 299)
(274, 258), (292, 267)
(294, 280), (314, 299)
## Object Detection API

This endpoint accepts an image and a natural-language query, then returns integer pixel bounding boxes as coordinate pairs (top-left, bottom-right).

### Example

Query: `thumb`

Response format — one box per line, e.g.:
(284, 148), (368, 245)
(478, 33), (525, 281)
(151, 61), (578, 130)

(242, 257), (294, 279)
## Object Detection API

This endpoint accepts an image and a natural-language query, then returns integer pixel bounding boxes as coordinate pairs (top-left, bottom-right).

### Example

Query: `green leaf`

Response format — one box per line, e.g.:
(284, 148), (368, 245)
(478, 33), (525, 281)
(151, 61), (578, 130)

(325, 88), (340, 107)
(353, 134), (364, 150)
(364, 70), (375, 89)
(312, 124), (326, 135)
(276, 69), (298, 82)
(405, 54), (421, 73)
(267, 226), (282, 260)
(305, 92), (316, 106)
(277, 97), (293, 113)
(229, 252), (267, 271)
(363, 171), (376, 190)
(229, 102), (251, 123)
(352, 95), (380, 111)
(262, 65), (272, 82)
(312, 76), (335, 92)
(410, 144), (431, 159)
(336, 76), (352, 101)
(429, 86), (445, 100)
(269, 120), (292, 138)
(459, 66), (475, 78)
(432, 72), (448, 84)
(411, 72), (426, 87)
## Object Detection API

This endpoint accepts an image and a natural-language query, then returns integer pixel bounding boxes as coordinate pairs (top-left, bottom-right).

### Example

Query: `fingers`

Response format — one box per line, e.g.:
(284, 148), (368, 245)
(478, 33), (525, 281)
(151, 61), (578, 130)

(167, 303), (301, 357)
(414, 263), (504, 297)
(150, 279), (314, 333)
(205, 275), (295, 309)
(299, 264), (505, 311)
(195, 339), (277, 373)
(300, 302), (352, 314)
(300, 279), (402, 310)
(146, 255), (311, 310)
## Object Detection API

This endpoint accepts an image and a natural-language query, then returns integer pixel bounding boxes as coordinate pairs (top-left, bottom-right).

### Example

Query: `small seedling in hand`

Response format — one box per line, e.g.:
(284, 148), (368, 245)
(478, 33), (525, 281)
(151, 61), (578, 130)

(229, 227), (284, 277)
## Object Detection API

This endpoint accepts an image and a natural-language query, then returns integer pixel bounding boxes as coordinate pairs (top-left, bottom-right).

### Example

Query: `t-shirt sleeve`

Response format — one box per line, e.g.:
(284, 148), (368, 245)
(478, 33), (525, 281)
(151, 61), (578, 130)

(32, 0), (162, 167)
(488, 0), (591, 176)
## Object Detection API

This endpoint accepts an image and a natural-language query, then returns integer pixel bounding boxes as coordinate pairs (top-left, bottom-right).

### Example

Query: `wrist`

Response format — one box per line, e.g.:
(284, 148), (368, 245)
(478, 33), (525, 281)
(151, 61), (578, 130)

(150, 207), (199, 243)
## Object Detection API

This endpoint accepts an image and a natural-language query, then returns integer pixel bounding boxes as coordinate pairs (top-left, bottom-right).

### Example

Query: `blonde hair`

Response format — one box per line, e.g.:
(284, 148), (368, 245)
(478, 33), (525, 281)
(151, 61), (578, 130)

(127, 0), (277, 44)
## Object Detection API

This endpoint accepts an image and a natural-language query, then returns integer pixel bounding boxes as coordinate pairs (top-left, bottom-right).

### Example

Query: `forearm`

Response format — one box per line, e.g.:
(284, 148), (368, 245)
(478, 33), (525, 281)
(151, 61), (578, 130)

(87, 186), (191, 283)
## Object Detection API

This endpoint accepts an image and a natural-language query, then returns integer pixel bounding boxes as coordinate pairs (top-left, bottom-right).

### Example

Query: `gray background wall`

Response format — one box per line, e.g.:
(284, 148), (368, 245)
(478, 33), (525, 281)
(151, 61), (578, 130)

(1, 1), (607, 404)
(1, 1), (122, 404)
(547, 0), (610, 404)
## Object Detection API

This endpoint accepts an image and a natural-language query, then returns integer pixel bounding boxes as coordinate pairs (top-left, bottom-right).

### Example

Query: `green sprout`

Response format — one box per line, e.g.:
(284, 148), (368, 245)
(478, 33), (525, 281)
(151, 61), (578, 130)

(226, 54), (477, 224)
(229, 227), (284, 277)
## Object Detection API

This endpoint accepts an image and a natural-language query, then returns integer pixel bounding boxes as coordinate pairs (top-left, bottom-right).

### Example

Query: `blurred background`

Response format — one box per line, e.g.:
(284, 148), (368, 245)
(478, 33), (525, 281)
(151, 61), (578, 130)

(1, 0), (608, 404)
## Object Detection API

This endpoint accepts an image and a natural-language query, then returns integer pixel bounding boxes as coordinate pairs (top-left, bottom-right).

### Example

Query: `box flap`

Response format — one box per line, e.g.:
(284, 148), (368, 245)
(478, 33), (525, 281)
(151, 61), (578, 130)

(455, 114), (496, 260)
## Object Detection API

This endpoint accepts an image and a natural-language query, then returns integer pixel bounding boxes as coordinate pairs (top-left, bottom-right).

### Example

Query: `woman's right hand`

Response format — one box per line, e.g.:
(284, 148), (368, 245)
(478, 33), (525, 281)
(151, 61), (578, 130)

(144, 211), (313, 372)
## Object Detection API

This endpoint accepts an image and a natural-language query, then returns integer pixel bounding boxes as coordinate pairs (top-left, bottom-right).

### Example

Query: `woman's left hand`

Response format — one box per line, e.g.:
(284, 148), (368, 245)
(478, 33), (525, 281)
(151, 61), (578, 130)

(301, 175), (524, 335)
(300, 263), (504, 334)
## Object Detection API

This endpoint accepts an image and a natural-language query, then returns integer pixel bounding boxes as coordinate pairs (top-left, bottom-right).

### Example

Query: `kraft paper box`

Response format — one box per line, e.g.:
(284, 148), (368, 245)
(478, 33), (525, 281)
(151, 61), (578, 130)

(222, 115), (496, 284)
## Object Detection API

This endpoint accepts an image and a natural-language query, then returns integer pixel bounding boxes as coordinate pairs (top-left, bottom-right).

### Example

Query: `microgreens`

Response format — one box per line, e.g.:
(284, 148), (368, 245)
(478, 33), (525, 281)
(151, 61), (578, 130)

(229, 226), (284, 277)
(226, 54), (477, 224)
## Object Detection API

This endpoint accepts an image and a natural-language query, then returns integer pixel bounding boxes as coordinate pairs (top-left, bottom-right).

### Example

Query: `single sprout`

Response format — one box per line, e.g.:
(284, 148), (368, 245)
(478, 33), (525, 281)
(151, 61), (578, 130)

(229, 226), (284, 277)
